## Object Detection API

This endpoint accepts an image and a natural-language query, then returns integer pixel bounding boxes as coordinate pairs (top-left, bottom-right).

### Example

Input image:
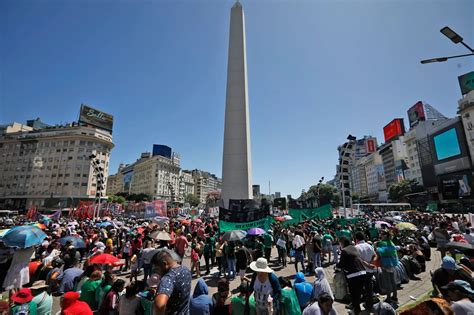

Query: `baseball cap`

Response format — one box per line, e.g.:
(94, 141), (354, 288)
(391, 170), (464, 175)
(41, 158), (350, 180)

(441, 256), (458, 271)
(441, 280), (474, 294)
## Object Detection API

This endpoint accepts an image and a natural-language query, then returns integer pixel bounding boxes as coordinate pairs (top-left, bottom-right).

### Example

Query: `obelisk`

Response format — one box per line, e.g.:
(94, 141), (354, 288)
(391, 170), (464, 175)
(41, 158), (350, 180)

(221, 1), (253, 208)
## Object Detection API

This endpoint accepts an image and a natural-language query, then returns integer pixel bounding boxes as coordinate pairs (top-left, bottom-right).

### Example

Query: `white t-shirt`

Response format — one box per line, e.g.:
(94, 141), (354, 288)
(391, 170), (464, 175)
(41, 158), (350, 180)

(254, 278), (273, 310)
(451, 299), (474, 315)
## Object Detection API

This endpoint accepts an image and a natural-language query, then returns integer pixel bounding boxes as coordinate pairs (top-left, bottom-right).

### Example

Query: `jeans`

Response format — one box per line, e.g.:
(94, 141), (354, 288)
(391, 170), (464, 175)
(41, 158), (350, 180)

(143, 263), (152, 282)
(294, 251), (305, 273)
(227, 258), (236, 278)
(363, 273), (375, 310)
(313, 252), (321, 268)
(332, 245), (339, 264)
(204, 254), (211, 273)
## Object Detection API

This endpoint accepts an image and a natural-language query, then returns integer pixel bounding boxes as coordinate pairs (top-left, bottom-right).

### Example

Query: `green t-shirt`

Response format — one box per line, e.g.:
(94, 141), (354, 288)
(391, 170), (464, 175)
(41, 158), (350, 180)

(80, 279), (101, 310)
(263, 234), (273, 249)
(11, 301), (37, 315)
(368, 227), (378, 241)
(95, 283), (112, 309)
(231, 294), (255, 315)
(280, 288), (302, 315)
(322, 233), (333, 244)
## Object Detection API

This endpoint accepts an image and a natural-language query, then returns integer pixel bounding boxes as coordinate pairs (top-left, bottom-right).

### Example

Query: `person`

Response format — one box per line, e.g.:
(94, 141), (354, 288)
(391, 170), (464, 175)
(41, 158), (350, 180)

(99, 279), (125, 315)
(215, 240), (224, 277)
(175, 231), (189, 262)
(57, 259), (83, 294)
(96, 271), (114, 310)
(293, 232), (306, 274)
(312, 234), (323, 269)
(142, 241), (158, 283)
(313, 268), (334, 301)
(203, 237), (214, 275)
(442, 280), (474, 314)
(190, 243), (201, 278)
(2, 247), (35, 291)
(225, 241), (237, 280)
(302, 293), (338, 315)
(278, 277), (302, 315)
(119, 282), (142, 315)
(190, 279), (213, 315)
(376, 231), (398, 305)
(294, 272), (314, 310)
(372, 301), (396, 315)
(140, 274), (161, 315)
(231, 281), (256, 315)
(79, 270), (102, 310)
(152, 249), (192, 315)
(10, 288), (38, 315)
(321, 232), (333, 265)
(276, 232), (288, 267)
(212, 278), (232, 314)
(432, 256), (474, 296)
(235, 241), (249, 283)
(433, 222), (450, 259)
(75, 265), (96, 293)
(249, 258), (281, 315)
(61, 291), (94, 315)
(263, 230), (274, 261)
(46, 257), (63, 294)
(354, 232), (376, 311)
(31, 280), (53, 315)
(336, 237), (366, 314)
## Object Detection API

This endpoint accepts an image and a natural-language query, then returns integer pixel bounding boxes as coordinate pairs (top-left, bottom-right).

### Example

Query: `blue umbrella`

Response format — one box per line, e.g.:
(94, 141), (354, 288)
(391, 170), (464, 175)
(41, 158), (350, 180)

(59, 236), (86, 249)
(2, 225), (47, 248)
(96, 221), (113, 228)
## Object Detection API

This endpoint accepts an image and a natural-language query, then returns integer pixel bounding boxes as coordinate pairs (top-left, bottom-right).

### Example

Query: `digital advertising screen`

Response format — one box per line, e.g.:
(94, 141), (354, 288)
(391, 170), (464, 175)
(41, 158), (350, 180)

(383, 118), (405, 142)
(433, 128), (461, 161)
(79, 104), (114, 132)
(407, 101), (426, 127)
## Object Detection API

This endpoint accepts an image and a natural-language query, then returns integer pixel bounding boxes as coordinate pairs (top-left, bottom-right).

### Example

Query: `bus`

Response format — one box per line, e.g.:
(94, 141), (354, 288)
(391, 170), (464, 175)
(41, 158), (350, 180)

(352, 203), (412, 214)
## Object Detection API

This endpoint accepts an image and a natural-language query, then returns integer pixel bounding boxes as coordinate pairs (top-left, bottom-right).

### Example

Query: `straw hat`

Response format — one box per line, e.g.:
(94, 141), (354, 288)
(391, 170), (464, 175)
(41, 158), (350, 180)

(30, 280), (48, 290)
(250, 258), (273, 273)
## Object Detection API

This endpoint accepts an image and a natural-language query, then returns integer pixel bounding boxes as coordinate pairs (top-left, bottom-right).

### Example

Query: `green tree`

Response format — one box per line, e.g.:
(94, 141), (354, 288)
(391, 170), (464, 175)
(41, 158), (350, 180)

(108, 195), (126, 205)
(388, 179), (422, 202)
(184, 194), (200, 207)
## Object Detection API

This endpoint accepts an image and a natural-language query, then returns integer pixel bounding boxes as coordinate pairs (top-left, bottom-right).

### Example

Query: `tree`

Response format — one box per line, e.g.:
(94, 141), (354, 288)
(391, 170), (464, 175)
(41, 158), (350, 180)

(388, 179), (422, 202)
(184, 194), (200, 207)
(108, 195), (126, 205)
(206, 191), (221, 207)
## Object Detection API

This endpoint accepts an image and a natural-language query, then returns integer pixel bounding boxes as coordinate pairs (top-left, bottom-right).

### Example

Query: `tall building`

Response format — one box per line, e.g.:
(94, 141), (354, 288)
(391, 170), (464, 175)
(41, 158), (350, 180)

(378, 137), (409, 189)
(191, 170), (222, 205)
(458, 91), (474, 164)
(221, 1), (253, 207)
(0, 121), (114, 208)
(180, 171), (195, 197)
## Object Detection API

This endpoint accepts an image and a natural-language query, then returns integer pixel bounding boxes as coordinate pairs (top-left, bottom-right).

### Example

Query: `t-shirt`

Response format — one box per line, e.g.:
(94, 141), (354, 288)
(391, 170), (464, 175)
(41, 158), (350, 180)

(253, 278), (273, 311)
(302, 302), (338, 315)
(175, 236), (189, 256)
(80, 279), (101, 310)
(142, 248), (159, 265)
(231, 294), (256, 315)
(451, 299), (474, 315)
(58, 267), (83, 293)
(156, 265), (192, 315)
(32, 291), (53, 315)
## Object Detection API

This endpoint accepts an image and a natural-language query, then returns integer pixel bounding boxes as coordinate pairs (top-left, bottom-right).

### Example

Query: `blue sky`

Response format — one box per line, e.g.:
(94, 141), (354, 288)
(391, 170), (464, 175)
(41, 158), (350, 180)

(1, 0), (473, 197)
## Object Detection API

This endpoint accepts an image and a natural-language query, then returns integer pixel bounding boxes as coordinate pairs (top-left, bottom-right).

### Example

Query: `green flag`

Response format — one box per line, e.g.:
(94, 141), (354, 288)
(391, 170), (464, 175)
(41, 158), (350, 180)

(219, 217), (271, 232)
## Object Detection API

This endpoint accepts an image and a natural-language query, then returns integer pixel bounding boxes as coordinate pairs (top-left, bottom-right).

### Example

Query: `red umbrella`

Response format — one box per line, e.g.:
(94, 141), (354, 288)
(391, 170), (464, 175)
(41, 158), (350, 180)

(181, 220), (191, 225)
(274, 217), (285, 222)
(89, 253), (120, 265)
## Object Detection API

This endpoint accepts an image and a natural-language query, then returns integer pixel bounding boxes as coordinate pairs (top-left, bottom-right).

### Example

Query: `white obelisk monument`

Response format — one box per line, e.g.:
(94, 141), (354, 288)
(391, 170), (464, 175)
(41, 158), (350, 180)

(221, 1), (253, 208)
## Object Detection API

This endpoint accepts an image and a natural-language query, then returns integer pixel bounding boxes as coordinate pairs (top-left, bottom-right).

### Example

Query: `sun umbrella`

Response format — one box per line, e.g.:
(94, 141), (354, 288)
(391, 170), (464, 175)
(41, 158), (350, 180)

(59, 236), (86, 249)
(152, 216), (169, 223)
(396, 222), (417, 231)
(89, 253), (120, 265)
(221, 230), (247, 241)
(150, 230), (172, 241)
(2, 225), (47, 248)
(274, 217), (285, 222)
(283, 215), (293, 221)
(446, 241), (474, 251)
(0, 229), (10, 238)
(96, 221), (113, 228)
(181, 220), (191, 225)
(247, 228), (266, 236)
(375, 221), (392, 229)
(31, 223), (47, 230)
(192, 218), (202, 223)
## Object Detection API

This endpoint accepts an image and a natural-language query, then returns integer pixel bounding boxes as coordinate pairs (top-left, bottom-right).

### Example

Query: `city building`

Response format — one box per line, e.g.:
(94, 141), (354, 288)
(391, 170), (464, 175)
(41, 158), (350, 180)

(252, 185), (261, 199)
(191, 170), (222, 205)
(378, 137), (408, 190)
(180, 170), (195, 197)
(458, 90), (474, 164)
(0, 121), (114, 208)
(221, 1), (253, 207)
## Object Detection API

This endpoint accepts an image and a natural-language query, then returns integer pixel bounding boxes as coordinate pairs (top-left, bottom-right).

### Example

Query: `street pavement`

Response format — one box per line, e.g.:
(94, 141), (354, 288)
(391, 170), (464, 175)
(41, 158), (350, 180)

(52, 247), (441, 314)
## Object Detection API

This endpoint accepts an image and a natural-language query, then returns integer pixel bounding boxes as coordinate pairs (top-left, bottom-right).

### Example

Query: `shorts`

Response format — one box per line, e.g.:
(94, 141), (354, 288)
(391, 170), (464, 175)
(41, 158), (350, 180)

(238, 269), (246, 278)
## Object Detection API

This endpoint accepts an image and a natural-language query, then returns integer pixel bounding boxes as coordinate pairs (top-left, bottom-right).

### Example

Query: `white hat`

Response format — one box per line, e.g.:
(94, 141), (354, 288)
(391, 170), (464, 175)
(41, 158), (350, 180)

(250, 258), (273, 273)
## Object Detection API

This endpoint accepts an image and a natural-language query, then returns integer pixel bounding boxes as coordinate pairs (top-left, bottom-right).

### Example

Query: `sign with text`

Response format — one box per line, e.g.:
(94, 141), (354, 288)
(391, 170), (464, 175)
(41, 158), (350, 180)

(219, 217), (271, 232)
(383, 118), (405, 142)
(79, 104), (114, 132)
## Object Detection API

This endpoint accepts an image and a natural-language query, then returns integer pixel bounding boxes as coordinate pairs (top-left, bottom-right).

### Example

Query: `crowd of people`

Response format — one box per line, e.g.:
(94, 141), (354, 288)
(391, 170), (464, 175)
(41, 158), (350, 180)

(0, 209), (473, 315)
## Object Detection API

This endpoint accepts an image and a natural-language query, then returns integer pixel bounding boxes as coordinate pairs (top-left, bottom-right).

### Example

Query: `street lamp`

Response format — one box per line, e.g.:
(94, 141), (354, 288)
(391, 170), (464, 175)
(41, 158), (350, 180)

(421, 26), (474, 64)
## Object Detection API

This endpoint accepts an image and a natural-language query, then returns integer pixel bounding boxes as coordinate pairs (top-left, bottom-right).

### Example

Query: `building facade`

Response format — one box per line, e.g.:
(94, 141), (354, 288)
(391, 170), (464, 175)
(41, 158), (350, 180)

(192, 170), (222, 205)
(378, 137), (408, 190)
(0, 122), (114, 208)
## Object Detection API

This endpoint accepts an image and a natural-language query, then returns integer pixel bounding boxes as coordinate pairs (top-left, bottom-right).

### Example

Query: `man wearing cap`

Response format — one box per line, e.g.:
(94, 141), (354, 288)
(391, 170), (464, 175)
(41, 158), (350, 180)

(432, 256), (474, 297)
(442, 280), (474, 314)
(10, 288), (38, 315)
(249, 257), (281, 315)
(31, 280), (53, 315)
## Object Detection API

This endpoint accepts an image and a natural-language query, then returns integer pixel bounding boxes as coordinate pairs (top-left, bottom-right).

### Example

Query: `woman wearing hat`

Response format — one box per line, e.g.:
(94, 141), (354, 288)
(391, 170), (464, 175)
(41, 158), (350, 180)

(442, 280), (474, 314)
(31, 280), (53, 315)
(249, 258), (281, 315)
(10, 288), (37, 314)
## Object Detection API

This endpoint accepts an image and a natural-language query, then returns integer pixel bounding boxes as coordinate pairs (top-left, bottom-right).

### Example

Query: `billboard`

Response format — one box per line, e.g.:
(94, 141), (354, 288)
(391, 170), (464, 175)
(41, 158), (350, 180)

(458, 71), (474, 95)
(366, 139), (376, 153)
(383, 118), (405, 142)
(433, 128), (461, 161)
(152, 145), (172, 158)
(439, 172), (473, 199)
(79, 104), (114, 132)
(407, 101), (426, 127)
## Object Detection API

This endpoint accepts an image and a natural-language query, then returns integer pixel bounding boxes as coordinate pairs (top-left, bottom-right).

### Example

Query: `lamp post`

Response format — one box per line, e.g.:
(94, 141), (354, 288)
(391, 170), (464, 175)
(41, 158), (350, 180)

(421, 26), (474, 64)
